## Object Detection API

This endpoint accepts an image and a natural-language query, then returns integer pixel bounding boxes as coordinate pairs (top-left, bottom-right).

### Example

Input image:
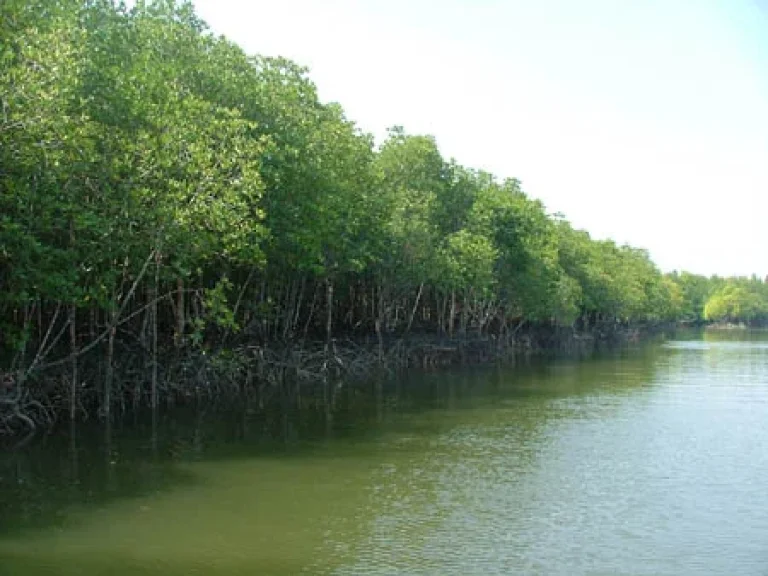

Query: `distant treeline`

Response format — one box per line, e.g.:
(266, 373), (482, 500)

(1, 1), (766, 429)
(677, 273), (768, 326)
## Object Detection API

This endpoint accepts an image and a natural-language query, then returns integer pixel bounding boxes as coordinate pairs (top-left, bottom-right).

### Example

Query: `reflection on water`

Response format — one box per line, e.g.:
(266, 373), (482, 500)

(2, 332), (768, 575)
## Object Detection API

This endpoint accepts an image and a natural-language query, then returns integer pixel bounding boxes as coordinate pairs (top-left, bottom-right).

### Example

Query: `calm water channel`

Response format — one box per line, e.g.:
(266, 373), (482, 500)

(2, 330), (768, 575)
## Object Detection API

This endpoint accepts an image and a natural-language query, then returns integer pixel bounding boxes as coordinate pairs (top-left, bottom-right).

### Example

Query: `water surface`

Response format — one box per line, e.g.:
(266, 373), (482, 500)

(2, 330), (768, 575)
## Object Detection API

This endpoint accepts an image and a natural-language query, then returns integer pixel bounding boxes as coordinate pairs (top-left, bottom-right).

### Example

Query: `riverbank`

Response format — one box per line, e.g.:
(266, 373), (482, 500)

(705, 322), (768, 330)
(0, 322), (670, 440)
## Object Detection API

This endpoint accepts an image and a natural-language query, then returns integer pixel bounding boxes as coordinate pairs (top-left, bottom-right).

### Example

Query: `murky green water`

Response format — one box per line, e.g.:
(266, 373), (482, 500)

(2, 330), (768, 575)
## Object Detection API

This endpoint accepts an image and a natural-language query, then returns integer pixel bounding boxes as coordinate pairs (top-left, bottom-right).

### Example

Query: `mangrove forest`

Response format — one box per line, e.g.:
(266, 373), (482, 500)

(2, 0), (768, 435)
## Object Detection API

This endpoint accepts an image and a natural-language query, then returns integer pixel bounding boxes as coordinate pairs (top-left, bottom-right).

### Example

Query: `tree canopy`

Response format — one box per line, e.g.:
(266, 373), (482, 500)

(1, 0), (765, 427)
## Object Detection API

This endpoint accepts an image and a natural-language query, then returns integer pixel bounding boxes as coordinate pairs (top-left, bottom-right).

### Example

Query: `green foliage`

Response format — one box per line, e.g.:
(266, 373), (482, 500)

(703, 279), (768, 324)
(667, 272), (713, 322)
(203, 277), (238, 331)
(1, 0), (765, 418)
(371, 128), (445, 291)
(440, 230), (497, 296)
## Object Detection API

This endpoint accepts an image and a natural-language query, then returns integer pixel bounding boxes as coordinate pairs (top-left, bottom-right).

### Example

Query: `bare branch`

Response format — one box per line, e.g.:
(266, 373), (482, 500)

(35, 249), (156, 372)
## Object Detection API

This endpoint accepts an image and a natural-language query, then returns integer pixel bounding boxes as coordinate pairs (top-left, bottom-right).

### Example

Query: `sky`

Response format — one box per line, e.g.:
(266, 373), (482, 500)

(191, 0), (768, 277)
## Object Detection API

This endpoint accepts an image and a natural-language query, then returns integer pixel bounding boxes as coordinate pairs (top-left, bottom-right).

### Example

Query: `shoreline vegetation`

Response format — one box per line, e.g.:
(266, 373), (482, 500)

(2, 1), (768, 437)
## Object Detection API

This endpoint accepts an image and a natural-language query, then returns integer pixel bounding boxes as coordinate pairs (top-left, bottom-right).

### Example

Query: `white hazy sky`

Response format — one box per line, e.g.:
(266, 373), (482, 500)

(191, 0), (768, 277)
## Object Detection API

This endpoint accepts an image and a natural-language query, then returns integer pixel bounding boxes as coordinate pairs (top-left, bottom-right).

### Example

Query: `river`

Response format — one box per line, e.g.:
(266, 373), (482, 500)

(1, 330), (768, 575)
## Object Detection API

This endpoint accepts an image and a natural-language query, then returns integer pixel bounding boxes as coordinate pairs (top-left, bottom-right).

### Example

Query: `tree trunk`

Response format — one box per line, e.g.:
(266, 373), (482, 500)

(460, 291), (468, 336)
(68, 220), (78, 420)
(303, 283), (318, 340)
(175, 278), (184, 349)
(151, 255), (160, 411)
(325, 279), (333, 351)
(376, 284), (386, 361)
(104, 310), (115, 421)
(69, 305), (77, 421)
(291, 276), (305, 337)
(405, 282), (424, 336)
(283, 279), (299, 340)
(89, 306), (96, 343)
(324, 278), (334, 430)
